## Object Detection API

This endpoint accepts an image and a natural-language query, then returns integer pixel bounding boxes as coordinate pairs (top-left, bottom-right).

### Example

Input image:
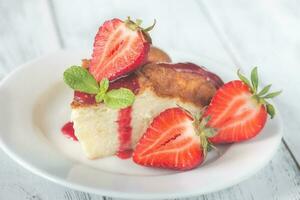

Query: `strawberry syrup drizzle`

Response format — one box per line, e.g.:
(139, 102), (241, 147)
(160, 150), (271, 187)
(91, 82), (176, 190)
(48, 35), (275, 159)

(163, 63), (224, 89)
(61, 73), (139, 159)
(116, 107), (133, 159)
(111, 73), (139, 159)
(109, 73), (140, 94)
(109, 73), (140, 159)
(73, 91), (96, 104)
(61, 122), (78, 141)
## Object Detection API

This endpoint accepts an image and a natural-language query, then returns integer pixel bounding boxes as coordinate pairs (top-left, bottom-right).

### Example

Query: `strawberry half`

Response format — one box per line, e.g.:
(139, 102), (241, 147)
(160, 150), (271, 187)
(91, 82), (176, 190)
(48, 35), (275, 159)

(89, 17), (155, 81)
(204, 67), (281, 143)
(133, 108), (214, 171)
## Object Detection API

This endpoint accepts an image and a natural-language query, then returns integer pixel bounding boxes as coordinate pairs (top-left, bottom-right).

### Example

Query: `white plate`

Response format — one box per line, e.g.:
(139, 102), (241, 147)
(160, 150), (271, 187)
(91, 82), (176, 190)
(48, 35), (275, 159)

(0, 50), (283, 199)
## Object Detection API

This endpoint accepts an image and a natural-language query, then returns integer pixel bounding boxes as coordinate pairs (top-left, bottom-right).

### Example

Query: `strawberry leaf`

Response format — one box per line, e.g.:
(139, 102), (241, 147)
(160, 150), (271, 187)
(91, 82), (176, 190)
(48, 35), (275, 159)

(251, 67), (258, 93)
(207, 140), (216, 152)
(257, 84), (272, 96)
(258, 97), (267, 104)
(237, 69), (251, 89)
(200, 133), (209, 157)
(199, 116), (210, 129)
(63, 66), (99, 94)
(266, 103), (275, 119)
(143, 19), (156, 32)
(203, 128), (217, 138)
(135, 19), (142, 26)
(263, 90), (282, 99)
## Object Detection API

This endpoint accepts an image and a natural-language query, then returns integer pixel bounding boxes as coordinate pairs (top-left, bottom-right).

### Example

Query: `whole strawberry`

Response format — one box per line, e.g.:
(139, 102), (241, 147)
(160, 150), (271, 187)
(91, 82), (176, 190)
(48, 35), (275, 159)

(204, 67), (281, 143)
(89, 17), (155, 81)
(133, 108), (215, 171)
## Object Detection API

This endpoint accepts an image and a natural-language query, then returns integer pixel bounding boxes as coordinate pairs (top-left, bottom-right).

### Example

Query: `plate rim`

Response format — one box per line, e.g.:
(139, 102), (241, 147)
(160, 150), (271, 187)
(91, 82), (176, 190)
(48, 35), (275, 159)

(0, 50), (283, 199)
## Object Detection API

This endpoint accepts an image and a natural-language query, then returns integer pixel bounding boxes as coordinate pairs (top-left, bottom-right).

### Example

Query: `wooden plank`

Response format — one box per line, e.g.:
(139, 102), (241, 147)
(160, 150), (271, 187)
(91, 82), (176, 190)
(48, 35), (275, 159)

(0, 0), (60, 73)
(49, 0), (300, 199)
(0, 149), (104, 200)
(50, 0), (234, 66)
(0, 0), (102, 199)
(97, 144), (300, 200)
(201, 0), (300, 164)
(0, 0), (299, 199)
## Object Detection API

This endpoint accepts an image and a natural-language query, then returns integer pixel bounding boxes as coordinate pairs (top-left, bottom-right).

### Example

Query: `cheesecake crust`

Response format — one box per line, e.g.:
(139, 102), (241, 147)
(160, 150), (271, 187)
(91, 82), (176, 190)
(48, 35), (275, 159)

(139, 63), (218, 107)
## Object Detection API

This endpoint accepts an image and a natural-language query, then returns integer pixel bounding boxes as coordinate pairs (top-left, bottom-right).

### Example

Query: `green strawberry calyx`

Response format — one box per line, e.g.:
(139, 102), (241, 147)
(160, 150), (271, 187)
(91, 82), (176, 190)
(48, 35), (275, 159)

(237, 67), (282, 119)
(193, 111), (217, 158)
(124, 17), (156, 44)
(177, 105), (217, 158)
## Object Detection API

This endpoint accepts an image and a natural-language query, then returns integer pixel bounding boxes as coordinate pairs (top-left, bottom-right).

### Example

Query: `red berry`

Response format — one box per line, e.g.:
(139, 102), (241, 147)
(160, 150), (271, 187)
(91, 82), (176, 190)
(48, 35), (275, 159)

(133, 108), (205, 171)
(89, 18), (152, 81)
(204, 80), (267, 143)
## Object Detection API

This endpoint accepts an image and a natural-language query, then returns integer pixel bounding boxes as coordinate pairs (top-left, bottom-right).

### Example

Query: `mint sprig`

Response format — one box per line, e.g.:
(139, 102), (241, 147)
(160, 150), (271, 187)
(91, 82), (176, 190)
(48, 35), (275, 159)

(95, 78), (109, 102)
(63, 66), (135, 109)
(63, 66), (99, 94)
(237, 67), (281, 119)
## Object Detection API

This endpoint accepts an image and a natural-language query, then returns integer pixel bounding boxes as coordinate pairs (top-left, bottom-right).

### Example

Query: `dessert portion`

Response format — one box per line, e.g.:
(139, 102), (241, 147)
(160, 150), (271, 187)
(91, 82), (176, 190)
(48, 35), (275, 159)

(71, 61), (223, 159)
(62, 17), (281, 171)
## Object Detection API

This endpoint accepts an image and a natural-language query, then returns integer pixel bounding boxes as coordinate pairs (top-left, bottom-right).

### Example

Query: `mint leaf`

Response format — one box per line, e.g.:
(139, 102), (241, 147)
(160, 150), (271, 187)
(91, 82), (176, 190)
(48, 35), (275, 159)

(95, 78), (109, 103)
(99, 78), (109, 94)
(95, 91), (105, 103)
(63, 66), (136, 108)
(63, 66), (99, 94)
(103, 88), (135, 109)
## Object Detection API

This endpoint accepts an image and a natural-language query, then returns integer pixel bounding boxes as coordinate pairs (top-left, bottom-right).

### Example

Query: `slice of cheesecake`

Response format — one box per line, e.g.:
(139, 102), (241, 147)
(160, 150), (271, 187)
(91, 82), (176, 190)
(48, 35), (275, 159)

(70, 50), (223, 159)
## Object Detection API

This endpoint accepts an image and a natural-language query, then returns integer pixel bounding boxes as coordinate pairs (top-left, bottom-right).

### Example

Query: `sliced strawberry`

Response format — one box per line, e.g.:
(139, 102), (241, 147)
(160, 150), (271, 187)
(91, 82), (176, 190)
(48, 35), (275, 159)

(204, 68), (281, 143)
(89, 18), (154, 81)
(133, 108), (212, 171)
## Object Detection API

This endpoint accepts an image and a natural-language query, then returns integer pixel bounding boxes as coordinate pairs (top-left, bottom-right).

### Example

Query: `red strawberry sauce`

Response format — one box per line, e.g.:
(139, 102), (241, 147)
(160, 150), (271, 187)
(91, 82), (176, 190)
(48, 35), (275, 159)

(163, 63), (224, 89)
(111, 73), (139, 159)
(116, 107), (133, 159)
(61, 122), (78, 141)
(61, 73), (139, 159)
(109, 73), (140, 94)
(74, 91), (96, 104)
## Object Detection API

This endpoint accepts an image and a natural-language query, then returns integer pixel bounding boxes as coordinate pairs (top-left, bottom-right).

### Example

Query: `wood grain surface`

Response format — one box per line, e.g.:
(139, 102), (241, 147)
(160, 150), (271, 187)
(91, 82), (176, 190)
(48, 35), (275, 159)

(0, 0), (299, 199)
(202, 0), (300, 167)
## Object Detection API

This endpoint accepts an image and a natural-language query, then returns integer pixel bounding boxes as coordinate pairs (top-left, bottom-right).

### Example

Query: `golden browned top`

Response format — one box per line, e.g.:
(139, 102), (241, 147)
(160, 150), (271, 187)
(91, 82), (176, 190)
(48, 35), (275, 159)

(138, 63), (217, 107)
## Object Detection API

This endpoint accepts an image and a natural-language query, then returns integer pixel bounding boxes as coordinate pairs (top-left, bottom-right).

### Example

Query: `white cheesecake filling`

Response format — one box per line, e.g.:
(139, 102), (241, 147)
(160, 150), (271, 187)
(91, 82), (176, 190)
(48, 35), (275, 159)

(71, 105), (119, 159)
(71, 89), (200, 159)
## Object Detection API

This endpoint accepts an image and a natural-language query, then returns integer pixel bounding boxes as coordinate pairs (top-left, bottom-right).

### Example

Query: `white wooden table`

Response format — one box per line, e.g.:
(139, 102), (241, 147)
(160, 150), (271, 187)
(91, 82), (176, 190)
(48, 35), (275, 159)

(0, 0), (299, 199)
